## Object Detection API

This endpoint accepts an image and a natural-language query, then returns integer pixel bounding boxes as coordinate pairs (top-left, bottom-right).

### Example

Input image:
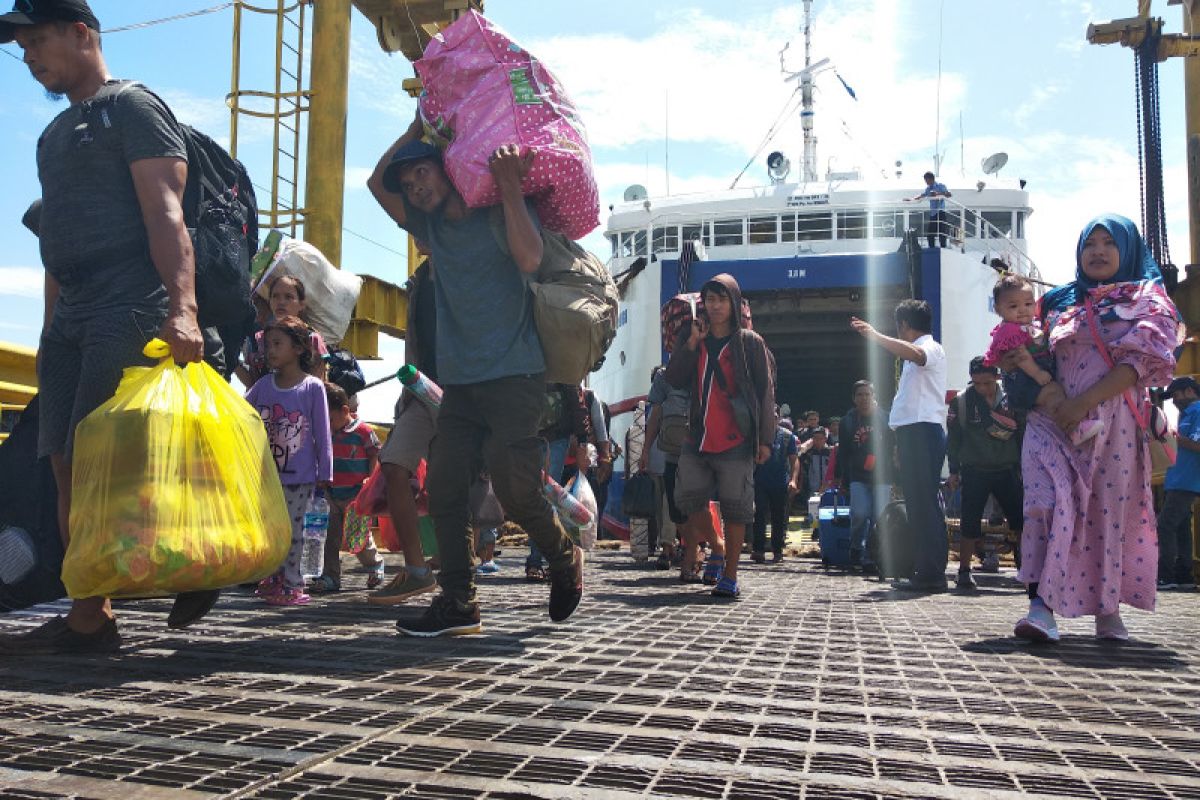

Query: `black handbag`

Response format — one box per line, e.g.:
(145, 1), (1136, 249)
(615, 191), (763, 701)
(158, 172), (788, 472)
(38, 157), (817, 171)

(621, 472), (657, 518)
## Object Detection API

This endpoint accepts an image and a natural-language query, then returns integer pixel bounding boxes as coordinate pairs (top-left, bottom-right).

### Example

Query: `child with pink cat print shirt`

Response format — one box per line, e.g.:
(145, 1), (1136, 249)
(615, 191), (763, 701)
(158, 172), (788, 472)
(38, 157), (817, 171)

(244, 316), (333, 606)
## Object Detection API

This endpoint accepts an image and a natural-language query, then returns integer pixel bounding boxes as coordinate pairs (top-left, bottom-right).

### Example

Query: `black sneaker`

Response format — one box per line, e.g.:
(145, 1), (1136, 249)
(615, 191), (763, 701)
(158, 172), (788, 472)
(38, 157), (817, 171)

(548, 545), (584, 622)
(396, 594), (482, 637)
(955, 569), (977, 591)
(0, 615), (121, 655)
(167, 589), (221, 629)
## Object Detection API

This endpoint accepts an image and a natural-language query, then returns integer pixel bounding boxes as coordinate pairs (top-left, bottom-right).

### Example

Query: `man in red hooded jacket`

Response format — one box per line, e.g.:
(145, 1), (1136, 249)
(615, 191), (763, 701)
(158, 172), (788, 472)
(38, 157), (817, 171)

(664, 274), (776, 598)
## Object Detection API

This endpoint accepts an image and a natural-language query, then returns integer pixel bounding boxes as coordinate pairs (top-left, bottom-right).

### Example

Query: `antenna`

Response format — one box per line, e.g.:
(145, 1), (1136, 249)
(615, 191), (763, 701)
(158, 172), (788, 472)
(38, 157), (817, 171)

(933, 0), (944, 174)
(981, 152), (1009, 176)
(779, 0), (822, 182)
(623, 184), (649, 202)
(664, 89), (671, 196)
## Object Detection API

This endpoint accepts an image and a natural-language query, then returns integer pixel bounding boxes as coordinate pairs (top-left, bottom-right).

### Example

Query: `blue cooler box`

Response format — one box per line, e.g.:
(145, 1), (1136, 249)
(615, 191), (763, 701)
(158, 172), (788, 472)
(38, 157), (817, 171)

(818, 492), (853, 567)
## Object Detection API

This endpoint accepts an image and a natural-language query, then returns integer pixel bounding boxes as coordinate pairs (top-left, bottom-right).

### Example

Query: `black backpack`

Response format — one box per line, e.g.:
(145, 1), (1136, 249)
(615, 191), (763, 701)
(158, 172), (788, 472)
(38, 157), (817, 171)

(0, 397), (67, 613)
(325, 347), (366, 396)
(89, 83), (260, 332)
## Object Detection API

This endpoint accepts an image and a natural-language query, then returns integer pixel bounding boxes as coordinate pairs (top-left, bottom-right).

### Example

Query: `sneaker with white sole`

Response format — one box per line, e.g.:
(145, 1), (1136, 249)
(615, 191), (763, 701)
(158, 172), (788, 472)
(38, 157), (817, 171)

(367, 568), (437, 606)
(396, 594), (482, 637)
(1014, 599), (1059, 642)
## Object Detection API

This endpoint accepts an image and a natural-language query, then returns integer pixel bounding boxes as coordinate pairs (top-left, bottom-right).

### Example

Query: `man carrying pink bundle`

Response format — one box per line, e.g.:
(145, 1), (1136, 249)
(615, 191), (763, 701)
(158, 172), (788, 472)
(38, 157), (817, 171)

(984, 274), (1103, 446)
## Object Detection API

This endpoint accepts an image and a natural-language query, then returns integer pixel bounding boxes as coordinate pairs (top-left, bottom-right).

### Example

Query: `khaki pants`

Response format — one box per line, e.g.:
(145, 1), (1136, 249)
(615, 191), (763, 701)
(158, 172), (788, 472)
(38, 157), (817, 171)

(428, 375), (574, 604)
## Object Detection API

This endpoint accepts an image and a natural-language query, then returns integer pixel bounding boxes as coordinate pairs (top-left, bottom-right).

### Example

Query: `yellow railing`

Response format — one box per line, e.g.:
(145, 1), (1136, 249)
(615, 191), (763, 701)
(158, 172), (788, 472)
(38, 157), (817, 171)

(0, 343), (36, 444)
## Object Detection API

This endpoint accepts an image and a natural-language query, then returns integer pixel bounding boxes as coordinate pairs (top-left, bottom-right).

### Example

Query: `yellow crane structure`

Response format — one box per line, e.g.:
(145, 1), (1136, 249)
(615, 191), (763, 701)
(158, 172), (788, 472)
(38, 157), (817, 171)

(228, 0), (483, 356)
(1087, 0), (1200, 572)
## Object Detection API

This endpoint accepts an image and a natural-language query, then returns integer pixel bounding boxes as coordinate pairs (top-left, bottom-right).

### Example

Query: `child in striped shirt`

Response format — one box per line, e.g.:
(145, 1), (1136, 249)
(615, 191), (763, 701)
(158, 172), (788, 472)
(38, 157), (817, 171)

(309, 383), (386, 593)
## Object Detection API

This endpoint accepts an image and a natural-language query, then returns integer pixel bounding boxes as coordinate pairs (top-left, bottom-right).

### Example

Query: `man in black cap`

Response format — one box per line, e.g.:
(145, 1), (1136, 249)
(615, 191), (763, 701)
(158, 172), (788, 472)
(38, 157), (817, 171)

(0, 0), (213, 655)
(945, 357), (1023, 591)
(1158, 376), (1200, 591)
(367, 114), (583, 636)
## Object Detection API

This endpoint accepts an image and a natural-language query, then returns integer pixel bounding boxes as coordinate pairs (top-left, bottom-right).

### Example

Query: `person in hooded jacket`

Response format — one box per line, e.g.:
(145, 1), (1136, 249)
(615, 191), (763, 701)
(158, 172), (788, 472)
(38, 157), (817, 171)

(664, 274), (777, 598)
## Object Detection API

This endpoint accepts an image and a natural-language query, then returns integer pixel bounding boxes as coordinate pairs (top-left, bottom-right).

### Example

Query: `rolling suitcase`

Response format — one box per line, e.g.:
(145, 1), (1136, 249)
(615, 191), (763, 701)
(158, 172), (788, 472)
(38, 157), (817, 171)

(817, 489), (853, 567)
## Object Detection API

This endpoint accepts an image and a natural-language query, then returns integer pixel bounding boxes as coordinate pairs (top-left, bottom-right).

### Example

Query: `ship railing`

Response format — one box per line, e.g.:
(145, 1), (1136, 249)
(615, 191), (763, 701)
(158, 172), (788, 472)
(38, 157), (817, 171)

(939, 199), (1044, 286)
(605, 197), (1041, 285)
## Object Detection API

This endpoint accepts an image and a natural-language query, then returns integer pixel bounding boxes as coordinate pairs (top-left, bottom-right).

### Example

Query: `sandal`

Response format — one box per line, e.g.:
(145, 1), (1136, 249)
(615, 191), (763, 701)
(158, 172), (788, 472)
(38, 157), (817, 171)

(525, 565), (547, 583)
(366, 562), (386, 589)
(307, 575), (341, 594)
(678, 564), (703, 584)
(701, 554), (725, 586)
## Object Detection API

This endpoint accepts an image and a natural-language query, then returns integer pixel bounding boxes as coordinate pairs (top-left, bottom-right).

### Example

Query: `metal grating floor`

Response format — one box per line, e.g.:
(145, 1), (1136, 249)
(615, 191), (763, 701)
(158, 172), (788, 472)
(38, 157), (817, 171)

(1, 549), (1199, 799)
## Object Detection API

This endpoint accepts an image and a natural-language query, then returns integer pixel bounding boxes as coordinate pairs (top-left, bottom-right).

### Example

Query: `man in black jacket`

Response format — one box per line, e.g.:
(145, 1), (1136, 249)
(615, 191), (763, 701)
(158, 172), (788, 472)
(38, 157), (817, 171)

(835, 381), (892, 571)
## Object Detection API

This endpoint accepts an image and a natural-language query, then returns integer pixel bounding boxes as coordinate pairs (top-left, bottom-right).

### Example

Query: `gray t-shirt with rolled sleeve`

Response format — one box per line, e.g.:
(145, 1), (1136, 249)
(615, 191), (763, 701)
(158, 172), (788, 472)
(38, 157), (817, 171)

(37, 80), (184, 319)
(400, 200), (545, 385)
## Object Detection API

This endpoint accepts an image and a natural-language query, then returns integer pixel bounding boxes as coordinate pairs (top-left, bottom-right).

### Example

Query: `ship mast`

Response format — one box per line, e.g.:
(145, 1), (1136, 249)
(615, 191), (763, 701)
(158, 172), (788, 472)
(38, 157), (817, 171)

(800, 0), (818, 182)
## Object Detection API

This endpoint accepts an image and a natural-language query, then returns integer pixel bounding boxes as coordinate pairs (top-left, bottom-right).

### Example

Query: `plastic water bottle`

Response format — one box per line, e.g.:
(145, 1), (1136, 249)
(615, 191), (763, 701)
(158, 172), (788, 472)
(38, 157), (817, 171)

(397, 364), (443, 410)
(301, 490), (330, 579)
(541, 472), (593, 527)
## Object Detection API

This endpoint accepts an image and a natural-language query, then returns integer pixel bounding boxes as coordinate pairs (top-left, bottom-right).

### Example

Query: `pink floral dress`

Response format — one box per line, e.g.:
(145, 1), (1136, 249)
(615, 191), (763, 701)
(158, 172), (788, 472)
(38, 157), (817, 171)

(1018, 282), (1181, 617)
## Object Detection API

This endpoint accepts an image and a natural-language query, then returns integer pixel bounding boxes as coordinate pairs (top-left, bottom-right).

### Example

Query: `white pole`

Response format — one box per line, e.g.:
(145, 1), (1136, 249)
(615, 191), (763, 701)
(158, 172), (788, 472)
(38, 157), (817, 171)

(801, 0), (817, 182)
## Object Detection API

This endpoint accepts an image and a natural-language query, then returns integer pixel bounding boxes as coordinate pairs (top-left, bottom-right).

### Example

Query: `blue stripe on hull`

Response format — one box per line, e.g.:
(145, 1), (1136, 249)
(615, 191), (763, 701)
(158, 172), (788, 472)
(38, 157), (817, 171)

(660, 251), (912, 305)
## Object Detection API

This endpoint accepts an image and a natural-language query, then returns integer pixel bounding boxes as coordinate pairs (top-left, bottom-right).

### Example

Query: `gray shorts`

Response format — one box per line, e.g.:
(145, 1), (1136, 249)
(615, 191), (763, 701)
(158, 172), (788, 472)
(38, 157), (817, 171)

(37, 306), (165, 459)
(674, 446), (756, 524)
(379, 397), (437, 472)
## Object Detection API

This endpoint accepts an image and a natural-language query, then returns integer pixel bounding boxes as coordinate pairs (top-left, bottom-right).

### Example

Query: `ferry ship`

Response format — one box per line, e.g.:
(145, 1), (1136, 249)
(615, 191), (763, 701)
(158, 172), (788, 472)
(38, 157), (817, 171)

(592, 177), (1041, 425)
(590, 1), (1043, 533)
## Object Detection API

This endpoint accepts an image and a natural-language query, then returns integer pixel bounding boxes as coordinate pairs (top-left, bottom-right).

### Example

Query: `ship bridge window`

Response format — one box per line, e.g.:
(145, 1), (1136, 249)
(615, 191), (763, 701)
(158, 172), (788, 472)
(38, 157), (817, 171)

(652, 225), (680, 254)
(682, 223), (709, 248)
(749, 215), (779, 244)
(982, 210), (1013, 237)
(713, 218), (744, 246)
(619, 230), (648, 258)
(606, 233), (618, 258)
(796, 212), (831, 241)
(837, 210), (868, 240)
(1015, 211), (1025, 238)
(959, 209), (979, 238)
(872, 211), (904, 238)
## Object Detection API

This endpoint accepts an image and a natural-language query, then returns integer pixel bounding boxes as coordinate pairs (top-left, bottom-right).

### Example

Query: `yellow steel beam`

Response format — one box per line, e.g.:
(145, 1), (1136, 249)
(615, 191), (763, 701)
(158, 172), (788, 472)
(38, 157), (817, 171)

(1180, 0), (1200, 268)
(0, 343), (36, 390)
(304, 0), (352, 268)
(0, 381), (35, 406)
(353, 0), (483, 59)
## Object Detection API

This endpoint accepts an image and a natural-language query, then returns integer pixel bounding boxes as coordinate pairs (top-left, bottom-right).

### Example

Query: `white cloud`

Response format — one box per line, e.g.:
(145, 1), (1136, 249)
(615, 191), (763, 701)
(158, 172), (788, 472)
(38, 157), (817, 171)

(0, 267), (44, 298)
(345, 166), (375, 191)
(154, 88), (230, 134)
(1010, 82), (1065, 128)
(524, 1), (965, 173)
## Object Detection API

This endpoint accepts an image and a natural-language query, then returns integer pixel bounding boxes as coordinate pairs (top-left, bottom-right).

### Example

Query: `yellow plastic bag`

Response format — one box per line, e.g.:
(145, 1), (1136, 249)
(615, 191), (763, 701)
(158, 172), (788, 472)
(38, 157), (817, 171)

(62, 340), (291, 599)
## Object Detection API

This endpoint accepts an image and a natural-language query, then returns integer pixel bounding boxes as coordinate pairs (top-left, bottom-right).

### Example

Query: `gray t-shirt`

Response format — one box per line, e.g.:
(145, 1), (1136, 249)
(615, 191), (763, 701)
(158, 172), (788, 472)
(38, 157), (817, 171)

(400, 201), (545, 385)
(37, 80), (184, 319)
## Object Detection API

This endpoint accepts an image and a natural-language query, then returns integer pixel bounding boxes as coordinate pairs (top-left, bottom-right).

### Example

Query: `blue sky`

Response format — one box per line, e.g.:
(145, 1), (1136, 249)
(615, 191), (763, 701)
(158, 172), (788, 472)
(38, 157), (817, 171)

(0, 0), (1190, 417)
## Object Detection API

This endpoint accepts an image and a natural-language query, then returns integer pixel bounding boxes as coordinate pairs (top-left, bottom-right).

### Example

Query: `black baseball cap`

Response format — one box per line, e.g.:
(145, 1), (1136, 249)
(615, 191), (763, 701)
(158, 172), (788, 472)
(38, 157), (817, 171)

(381, 140), (442, 194)
(0, 0), (100, 44)
(1165, 376), (1200, 396)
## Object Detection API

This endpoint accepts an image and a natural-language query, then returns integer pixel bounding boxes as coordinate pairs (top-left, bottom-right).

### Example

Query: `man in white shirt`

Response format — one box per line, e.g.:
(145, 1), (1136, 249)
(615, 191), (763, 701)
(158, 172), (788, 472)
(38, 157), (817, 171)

(851, 300), (949, 592)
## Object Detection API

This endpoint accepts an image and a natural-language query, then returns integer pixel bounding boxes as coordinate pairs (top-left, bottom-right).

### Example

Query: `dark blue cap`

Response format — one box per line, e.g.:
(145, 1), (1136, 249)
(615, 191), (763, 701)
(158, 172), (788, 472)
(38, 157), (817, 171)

(381, 140), (443, 194)
(1165, 376), (1200, 396)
